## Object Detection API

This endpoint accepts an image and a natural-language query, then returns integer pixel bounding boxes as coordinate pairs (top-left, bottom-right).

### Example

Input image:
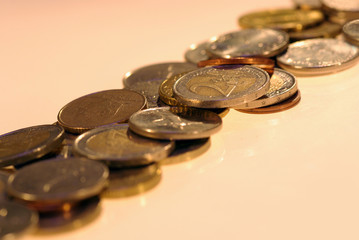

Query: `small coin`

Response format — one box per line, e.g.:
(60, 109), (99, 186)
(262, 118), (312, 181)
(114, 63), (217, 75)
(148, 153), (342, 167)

(73, 124), (175, 167)
(57, 89), (147, 134)
(184, 41), (211, 64)
(7, 157), (109, 211)
(0, 200), (38, 239)
(238, 9), (324, 31)
(0, 125), (64, 167)
(159, 72), (190, 106)
(234, 68), (297, 109)
(207, 29), (289, 58)
(236, 90), (301, 114)
(343, 19), (359, 46)
(173, 65), (270, 108)
(128, 107), (222, 140)
(292, 0), (321, 9)
(289, 21), (342, 41)
(277, 38), (359, 76)
(123, 62), (198, 108)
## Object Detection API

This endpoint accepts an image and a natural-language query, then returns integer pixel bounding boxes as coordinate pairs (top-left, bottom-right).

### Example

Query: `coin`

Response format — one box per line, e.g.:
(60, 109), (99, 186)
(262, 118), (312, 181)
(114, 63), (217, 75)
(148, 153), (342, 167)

(292, 0), (321, 9)
(7, 157), (109, 212)
(277, 38), (359, 76)
(123, 62), (198, 108)
(57, 89), (147, 134)
(0, 125), (64, 167)
(343, 19), (359, 46)
(234, 68), (297, 109)
(236, 90), (301, 114)
(73, 124), (175, 167)
(184, 41), (211, 64)
(207, 29), (289, 58)
(173, 65), (270, 108)
(159, 72), (189, 106)
(288, 21), (342, 41)
(238, 9), (324, 31)
(321, 0), (359, 24)
(128, 107), (222, 140)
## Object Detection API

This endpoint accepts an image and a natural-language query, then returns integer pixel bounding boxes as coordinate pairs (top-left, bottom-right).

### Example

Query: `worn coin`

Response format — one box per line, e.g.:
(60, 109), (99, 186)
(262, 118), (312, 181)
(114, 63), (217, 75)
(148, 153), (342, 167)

(128, 107), (222, 140)
(0, 125), (64, 167)
(207, 29), (289, 58)
(277, 38), (359, 76)
(343, 19), (359, 46)
(289, 21), (342, 41)
(123, 62), (198, 108)
(173, 65), (270, 108)
(238, 9), (324, 31)
(184, 41), (211, 64)
(7, 157), (109, 211)
(73, 124), (175, 167)
(57, 89), (147, 134)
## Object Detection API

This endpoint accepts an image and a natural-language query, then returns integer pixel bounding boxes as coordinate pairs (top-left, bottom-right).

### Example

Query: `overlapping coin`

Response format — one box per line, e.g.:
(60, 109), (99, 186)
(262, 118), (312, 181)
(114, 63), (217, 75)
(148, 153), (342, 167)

(343, 19), (359, 46)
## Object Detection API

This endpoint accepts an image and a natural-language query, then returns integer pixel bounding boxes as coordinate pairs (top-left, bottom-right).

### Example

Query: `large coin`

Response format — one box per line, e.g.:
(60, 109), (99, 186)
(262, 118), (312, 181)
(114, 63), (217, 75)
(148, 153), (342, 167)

(277, 38), (359, 76)
(207, 29), (289, 58)
(73, 124), (175, 167)
(343, 19), (359, 46)
(57, 89), (147, 134)
(173, 65), (270, 108)
(128, 107), (222, 140)
(0, 125), (64, 167)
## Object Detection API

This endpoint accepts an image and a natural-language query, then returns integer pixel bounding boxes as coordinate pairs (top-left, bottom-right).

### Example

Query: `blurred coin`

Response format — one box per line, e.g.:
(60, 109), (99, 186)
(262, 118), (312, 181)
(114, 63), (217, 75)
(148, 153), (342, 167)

(0, 200), (38, 239)
(293, 0), (321, 9)
(321, 0), (359, 24)
(184, 41), (211, 64)
(208, 29), (289, 58)
(173, 65), (270, 108)
(238, 9), (324, 31)
(7, 158), (109, 212)
(123, 62), (198, 108)
(73, 124), (174, 168)
(277, 38), (359, 76)
(289, 21), (342, 41)
(235, 68), (297, 109)
(343, 19), (359, 46)
(0, 125), (64, 167)
(129, 107), (222, 140)
(57, 89), (147, 134)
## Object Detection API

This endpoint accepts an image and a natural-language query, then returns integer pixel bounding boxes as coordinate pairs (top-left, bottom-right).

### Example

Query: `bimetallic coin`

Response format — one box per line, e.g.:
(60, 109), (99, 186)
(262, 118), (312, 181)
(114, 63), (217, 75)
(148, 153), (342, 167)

(238, 9), (324, 31)
(0, 125), (64, 167)
(208, 29), (289, 58)
(289, 22), (342, 41)
(277, 38), (359, 76)
(128, 107), (222, 140)
(123, 62), (198, 108)
(0, 201), (38, 239)
(343, 19), (359, 46)
(234, 68), (297, 109)
(173, 65), (270, 108)
(57, 89), (147, 134)
(184, 41), (211, 64)
(7, 158), (109, 211)
(73, 124), (175, 167)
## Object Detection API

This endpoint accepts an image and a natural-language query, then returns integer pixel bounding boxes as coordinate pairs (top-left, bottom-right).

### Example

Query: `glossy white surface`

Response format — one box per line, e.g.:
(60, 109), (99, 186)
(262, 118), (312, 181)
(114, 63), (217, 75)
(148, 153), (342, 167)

(1, 0), (359, 240)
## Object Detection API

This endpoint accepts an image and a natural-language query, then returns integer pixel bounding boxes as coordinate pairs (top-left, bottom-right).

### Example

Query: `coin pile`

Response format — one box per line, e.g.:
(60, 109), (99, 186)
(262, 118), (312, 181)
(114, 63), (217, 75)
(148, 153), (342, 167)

(1, 1), (359, 238)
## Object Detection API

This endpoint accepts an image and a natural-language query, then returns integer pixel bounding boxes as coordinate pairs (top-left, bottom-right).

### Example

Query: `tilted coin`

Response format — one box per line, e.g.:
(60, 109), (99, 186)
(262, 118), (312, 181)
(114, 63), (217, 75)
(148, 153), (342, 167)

(159, 72), (189, 106)
(277, 38), (359, 76)
(207, 29), (289, 58)
(238, 9), (324, 31)
(321, 0), (359, 24)
(73, 124), (175, 167)
(0, 125), (64, 167)
(57, 89), (147, 134)
(292, 0), (321, 9)
(343, 19), (359, 46)
(0, 201), (38, 239)
(128, 107), (222, 140)
(173, 65), (270, 108)
(123, 62), (198, 108)
(184, 41), (211, 64)
(288, 21), (342, 41)
(7, 157), (109, 212)
(234, 68), (297, 109)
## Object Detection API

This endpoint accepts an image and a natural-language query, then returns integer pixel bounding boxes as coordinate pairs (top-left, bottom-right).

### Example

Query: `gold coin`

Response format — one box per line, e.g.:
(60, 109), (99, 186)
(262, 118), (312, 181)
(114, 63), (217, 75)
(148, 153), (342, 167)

(289, 21), (342, 41)
(159, 72), (189, 106)
(238, 9), (324, 31)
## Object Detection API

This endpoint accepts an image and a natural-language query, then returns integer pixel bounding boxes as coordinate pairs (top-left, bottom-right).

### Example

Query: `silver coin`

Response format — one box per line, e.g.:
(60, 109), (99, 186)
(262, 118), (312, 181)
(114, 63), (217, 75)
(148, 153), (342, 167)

(234, 68), (298, 109)
(277, 38), (359, 76)
(184, 41), (211, 64)
(73, 124), (175, 167)
(173, 65), (270, 108)
(343, 19), (359, 46)
(321, 0), (359, 24)
(207, 29), (289, 58)
(123, 62), (198, 108)
(321, 0), (359, 12)
(128, 107), (222, 140)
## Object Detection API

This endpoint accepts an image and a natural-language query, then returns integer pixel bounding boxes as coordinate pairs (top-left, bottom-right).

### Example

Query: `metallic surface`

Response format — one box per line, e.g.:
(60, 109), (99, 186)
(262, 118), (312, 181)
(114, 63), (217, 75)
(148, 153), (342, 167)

(289, 22), (342, 41)
(292, 0), (321, 9)
(184, 41), (211, 64)
(343, 19), (359, 46)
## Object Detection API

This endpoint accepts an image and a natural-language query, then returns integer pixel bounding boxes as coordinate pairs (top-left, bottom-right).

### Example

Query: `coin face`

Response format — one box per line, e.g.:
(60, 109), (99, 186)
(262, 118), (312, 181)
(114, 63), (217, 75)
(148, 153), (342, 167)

(57, 89), (147, 134)
(184, 41), (211, 64)
(128, 107), (222, 140)
(277, 39), (359, 76)
(0, 125), (64, 167)
(208, 29), (289, 58)
(73, 124), (175, 167)
(238, 9), (324, 31)
(173, 65), (270, 108)
(289, 21), (341, 41)
(343, 19), (359, 46)
(7, 158), (109, 207)
(123, 62), (198, 108)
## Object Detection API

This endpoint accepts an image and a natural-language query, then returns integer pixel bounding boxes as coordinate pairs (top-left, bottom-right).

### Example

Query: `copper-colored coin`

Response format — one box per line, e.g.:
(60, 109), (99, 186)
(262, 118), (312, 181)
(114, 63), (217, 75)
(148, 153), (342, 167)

(57, 89), (147, 134)
(236, 90), (301, 114)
